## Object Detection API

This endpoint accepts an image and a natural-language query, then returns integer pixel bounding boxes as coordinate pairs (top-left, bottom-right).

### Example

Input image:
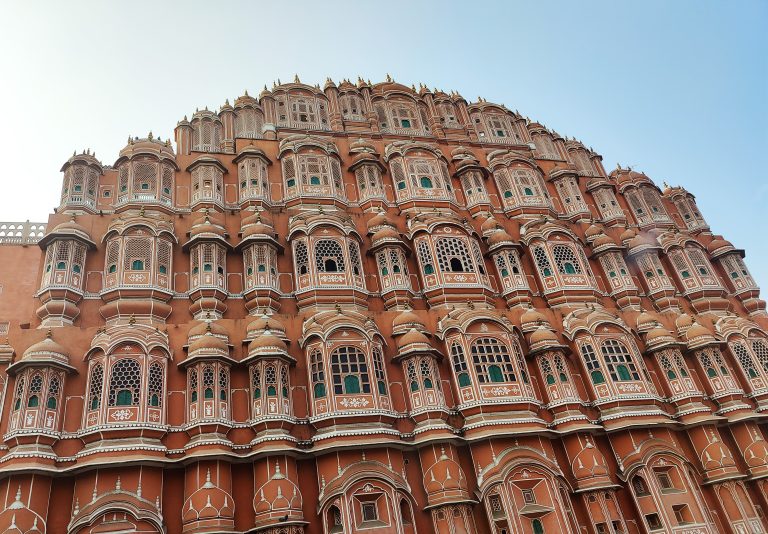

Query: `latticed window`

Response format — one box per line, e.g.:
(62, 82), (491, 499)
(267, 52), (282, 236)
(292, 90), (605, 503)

(330, 346), (371, 395)
(310, 349), (326, 398)
(239, 157), (269, 201)
(189, 368), (199, 403)
(147, 362), (163, 407)
(235, 107), (264, 139)
(570, 149), (594, 175)
(372, 347), (388, 395)
(471, 337), (521, 384)
(658, 349), (690, 382)
(28, 374), (43, 408)
(534, 133), (559, 159)
(636, 252), (674, 292)
(193, 119), (222, 152)
(533, 245), (554, 278)
(495, 167), (549, 210)
(47, 374), (61, 410)
(13, 377), (25, 411)
(283, 153), (344, 199)
(124, 238), (152, 272)
(88, 364), (104, 410)
(340, 94), (365, 121)
(473, 112), (521, 144)
(674, 197), (707, 230)
(460, 171), (489, 206)
(494, 251), (522, 280)
(355, 165), (384, 200)
(294, 241), (309, 276)
(108, 359), (141, 407)
(699, 348), (731, 378)
(592, 188), (624, 220)
(580, 343), (605, 384)
(553, 244), (583, 275)
(436, 102), (461, 128)
(436, 237), (474, 273)
(417, 239), (436, 277)
(720, 254), (757, 290)
(407, 158), (443, 191)
(555, 177), (587, 215)
(600, 340), (640, 382)
(348, 241), (363, 277)
(642, 188), (670, 222)
(191, 165), (224, 204)
(451, 342), (471, 387)
(731, 339), (768, 382)
(315, 239), (346, 273)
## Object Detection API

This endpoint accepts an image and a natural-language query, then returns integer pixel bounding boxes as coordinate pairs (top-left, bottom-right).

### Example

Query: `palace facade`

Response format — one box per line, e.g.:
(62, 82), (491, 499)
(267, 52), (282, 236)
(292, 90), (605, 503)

(0, 75), (767, 534)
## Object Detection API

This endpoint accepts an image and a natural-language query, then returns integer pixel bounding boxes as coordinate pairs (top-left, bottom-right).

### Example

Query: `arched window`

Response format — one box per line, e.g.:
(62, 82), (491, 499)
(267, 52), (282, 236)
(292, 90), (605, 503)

(580, 344), (605, 384)
(417, 241), (435, 276)
(600, 340), (640, 382)
(47, 375), (60, 409)
(330, 346), (371, 395)
(532, 518), (545, 534)
(27, 374), (42, 407)
(436, 238), (474, 273)
(88, 364), (103, 410)
(251, 366), (261, 399)
(632, 475), (650, 496)
(310, 349), (326, 398)
(315, 240), (346, 273)
(203, 365), (215, 399)
(471, 337), (519, 384)
(552, 245), (583, 275)
(294, 240), (309, 276)
(147, 362), (163, 407)
(451, 343), (471, 387)
(108, 359), (141, 407)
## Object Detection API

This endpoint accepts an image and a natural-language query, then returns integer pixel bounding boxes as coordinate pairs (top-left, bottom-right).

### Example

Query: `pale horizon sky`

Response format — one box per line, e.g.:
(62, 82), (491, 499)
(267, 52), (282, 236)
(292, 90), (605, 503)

(1, 1), (766, 287)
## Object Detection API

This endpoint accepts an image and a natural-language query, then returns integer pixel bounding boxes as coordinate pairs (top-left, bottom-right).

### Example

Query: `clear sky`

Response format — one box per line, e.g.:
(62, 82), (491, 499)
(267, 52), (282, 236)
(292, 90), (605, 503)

(1, 1), (766, 286)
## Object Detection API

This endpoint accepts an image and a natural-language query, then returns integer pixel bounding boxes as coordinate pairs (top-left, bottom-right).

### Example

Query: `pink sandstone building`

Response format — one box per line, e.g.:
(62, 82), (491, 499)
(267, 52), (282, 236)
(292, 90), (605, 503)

(0, 75), (766, 534)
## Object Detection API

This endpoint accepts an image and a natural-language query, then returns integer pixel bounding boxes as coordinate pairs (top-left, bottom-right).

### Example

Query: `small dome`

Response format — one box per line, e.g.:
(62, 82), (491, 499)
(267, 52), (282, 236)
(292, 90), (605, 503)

(585, 224), (602, 240)
(21, 334), (70, 367)
(530, 326), (558, 344)
(248, 331), (289, 357)
(371, 225), (401, 246)
(684, 321), (718, 350)
(242, 211), (273, 228)
(646, 325), (676, 345)
(189, 331), (229, 354)
(188, 321), (229, 339)
(246, 314), (287, 339)
(487, 227), (514, 247)
(707, 237), (734, 254)
(635, 310), (658, 332)
(393, 309), (426, 335)
(397, 328), (431, 351)
(521, 307), (549, 331)
(366, 212), (389, 232)
(349, 138), (377, 154)
(480, 216), (499, 234)
(593, 232), (616, 249)
(190, 216), (227, 239)
(675, 313), (694, 332)
(39, 217), (96, 249)
(619, 227), (636, 243)
(685, 322), (713, 342)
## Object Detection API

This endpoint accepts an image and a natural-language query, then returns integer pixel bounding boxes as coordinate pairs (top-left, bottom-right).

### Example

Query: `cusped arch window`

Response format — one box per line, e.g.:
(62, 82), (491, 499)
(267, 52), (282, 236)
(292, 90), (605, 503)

(414, 226), (490, 293)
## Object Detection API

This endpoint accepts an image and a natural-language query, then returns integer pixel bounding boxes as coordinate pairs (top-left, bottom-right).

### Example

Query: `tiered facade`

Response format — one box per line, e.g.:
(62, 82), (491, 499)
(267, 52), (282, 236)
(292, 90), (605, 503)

(0, 75), (767, 534)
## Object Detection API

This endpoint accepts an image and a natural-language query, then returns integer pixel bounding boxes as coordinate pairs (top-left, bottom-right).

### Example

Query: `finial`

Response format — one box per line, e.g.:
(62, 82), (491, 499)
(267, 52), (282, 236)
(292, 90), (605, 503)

(663, 181), (670, 189)
(147, 131), (153, 140)
(115, 476), (121, 490)
(129, 314), (136, 326)
(273, 460), (285, 479)
(294, 74), (300, 83)
(46, 328), (53, 339)
(335, 303), (342, 315)
(386, 73), (392, 82)
(244, 89), (249, 96)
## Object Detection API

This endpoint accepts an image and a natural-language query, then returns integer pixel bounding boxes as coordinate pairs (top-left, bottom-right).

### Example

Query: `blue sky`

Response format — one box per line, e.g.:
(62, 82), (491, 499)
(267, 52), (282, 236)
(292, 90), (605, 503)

(1, 0), (766, 286)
